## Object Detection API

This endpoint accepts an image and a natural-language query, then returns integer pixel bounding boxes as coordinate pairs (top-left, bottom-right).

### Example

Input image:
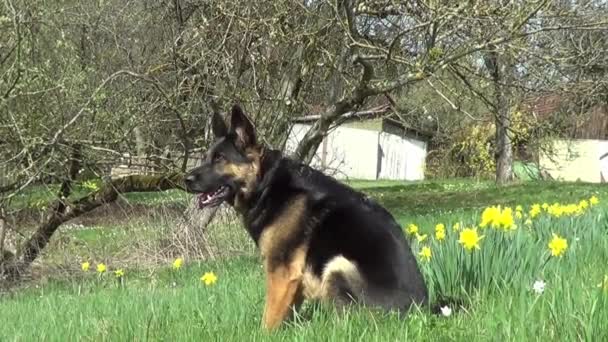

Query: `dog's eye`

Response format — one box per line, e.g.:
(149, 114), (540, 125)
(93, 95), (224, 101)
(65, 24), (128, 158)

(213, 154), (225, 163)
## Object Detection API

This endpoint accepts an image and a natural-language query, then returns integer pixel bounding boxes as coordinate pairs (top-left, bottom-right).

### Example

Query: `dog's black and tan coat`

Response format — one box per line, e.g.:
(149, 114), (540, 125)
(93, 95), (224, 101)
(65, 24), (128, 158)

(184, 104), (428, 330)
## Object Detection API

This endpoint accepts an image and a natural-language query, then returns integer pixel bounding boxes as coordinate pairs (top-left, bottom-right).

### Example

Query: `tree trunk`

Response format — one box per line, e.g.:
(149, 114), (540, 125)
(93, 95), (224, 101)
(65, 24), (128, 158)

(485, 45), (514, 185)
(495, 104), (513, 185)
(0, 213), (8, 262)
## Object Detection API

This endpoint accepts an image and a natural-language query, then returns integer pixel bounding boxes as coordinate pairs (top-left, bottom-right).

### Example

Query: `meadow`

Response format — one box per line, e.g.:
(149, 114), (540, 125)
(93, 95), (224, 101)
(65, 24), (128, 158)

(1, 179), (607, 341)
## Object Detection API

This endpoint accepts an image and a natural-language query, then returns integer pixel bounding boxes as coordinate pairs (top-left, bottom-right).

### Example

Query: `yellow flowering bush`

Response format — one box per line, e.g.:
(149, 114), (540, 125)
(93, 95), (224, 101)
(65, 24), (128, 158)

(452, 124), (496, 177)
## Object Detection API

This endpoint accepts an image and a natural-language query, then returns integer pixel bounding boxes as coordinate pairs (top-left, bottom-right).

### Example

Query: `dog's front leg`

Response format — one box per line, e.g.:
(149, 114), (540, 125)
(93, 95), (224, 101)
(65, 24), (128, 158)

(262, 262), (304, 331)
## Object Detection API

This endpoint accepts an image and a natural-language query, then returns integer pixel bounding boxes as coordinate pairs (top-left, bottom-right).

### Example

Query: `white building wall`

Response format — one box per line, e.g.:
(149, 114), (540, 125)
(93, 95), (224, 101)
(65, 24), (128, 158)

(404, 138), (427, 181)
(324, 126), (379, 179)
(378, 132), (427, 181)
(540, 139), (608, 183)
(600, 141), (608, 182)
(286, 123), (427, 180)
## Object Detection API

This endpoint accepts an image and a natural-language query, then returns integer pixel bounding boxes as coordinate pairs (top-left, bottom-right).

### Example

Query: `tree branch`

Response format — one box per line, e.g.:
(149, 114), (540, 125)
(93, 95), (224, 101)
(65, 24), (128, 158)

(1, 173), (184, 280)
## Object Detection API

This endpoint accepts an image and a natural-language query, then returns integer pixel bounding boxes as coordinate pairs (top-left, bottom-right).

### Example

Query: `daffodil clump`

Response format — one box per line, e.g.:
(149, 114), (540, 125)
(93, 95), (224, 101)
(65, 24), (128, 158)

(80, 261), (126, 284)
(407, 194), (601, 299)
(79, 257), (220, 290)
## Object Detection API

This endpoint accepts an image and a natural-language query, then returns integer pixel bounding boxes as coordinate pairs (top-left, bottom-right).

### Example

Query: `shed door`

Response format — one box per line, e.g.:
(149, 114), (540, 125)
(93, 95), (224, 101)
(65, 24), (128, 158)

(378, 132), (407, 180)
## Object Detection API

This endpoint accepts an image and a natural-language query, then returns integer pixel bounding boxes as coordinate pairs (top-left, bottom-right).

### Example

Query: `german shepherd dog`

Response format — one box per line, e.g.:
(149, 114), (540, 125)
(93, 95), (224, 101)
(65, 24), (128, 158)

(184, 104), (428, 330)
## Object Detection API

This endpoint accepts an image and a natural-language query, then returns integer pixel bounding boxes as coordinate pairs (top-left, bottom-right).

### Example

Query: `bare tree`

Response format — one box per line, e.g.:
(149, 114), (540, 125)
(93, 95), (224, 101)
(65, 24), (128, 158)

(2, 0), (608, 278)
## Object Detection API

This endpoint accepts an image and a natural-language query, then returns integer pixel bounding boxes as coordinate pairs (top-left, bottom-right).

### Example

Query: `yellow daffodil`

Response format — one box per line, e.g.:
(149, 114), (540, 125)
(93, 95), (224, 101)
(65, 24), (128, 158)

(498, 207), (516, 230)
(529, 204), (541, 218)
(419, 246), (432, 262)
(114, 269), (124, 278)
(173, 257), (184, 270)
(515, 205), (523, 212)
(579, 199), (589, 210)
(81, 261), (90, 272)
(435, 223), (446, 241)
(201, 272), (218, 286)
(515, 211), (523, 219)
(452, 222), (461, 232)
(415, 233), (428, 243)
(561, 203), (583, 217)
(541, 203), (549, 210)
(480, 206), (516, 230)
(547, 203), (564, 218)
(590, 195), (599, 206)
(97, 263), (107, 274)
(458, 228), (484, 251)
(548, 234), (568, 257)
(480, 206), (501, 228)
(435, 230), (446, 242)
(406, 223), (419, 236)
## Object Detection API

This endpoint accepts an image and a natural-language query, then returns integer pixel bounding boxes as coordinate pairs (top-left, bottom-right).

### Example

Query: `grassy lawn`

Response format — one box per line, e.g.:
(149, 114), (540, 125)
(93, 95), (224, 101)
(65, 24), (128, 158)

(2, 179), (608, 341)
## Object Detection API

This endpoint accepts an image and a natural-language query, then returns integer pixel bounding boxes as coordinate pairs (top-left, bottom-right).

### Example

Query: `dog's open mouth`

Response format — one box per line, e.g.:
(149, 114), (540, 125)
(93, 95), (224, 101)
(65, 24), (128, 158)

(196, 185), (231, 209)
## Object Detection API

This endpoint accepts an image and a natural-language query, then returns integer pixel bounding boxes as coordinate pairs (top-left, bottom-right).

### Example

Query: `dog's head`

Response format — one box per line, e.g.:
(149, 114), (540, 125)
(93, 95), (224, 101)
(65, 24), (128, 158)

(184, 104), (262, 210)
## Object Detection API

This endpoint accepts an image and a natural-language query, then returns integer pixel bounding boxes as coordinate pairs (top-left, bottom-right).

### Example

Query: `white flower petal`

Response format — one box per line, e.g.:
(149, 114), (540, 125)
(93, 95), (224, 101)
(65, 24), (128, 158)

(532, 280), (546, 294)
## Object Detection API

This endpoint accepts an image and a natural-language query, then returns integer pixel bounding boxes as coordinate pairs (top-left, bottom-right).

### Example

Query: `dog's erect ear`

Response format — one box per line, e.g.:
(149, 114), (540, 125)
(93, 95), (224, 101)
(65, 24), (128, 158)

(229, 104), (256, 148)
(211, 111), (228, 138)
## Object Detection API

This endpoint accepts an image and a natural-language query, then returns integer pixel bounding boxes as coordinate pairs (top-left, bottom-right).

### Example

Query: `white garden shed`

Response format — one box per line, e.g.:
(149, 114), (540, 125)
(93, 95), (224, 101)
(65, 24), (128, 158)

(285, 110), (430, 181)
(539, 139), (608, 183)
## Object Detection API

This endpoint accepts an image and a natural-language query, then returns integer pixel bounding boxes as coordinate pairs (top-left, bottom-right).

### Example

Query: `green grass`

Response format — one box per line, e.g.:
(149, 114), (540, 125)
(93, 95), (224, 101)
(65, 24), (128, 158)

(9, 177), (606, 213)
(2, 180), (608, 341)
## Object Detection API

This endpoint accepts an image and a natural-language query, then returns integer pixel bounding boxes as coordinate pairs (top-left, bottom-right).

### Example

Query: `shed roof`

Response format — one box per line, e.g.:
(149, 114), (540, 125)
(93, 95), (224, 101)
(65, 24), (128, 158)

(291, 104), (433, 140)
(521, 93), (608, 140)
